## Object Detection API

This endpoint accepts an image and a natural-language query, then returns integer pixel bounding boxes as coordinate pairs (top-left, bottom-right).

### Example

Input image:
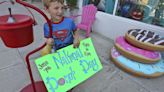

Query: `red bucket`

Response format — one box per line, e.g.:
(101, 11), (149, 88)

(0, 14), (34, 48)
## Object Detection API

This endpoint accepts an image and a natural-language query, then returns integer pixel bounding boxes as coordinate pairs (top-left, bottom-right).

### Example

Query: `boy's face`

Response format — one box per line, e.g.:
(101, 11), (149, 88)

(46, 1), (64, 20)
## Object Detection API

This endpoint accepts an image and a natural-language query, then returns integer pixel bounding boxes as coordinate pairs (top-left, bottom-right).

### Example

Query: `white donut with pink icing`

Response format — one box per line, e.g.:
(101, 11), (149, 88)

(125, 29), (164, 51)
(115, 36), (160, 63)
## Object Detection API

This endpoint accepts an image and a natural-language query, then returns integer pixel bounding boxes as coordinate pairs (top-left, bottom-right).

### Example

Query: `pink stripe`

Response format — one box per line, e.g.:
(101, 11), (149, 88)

(116, 36), (160, 59)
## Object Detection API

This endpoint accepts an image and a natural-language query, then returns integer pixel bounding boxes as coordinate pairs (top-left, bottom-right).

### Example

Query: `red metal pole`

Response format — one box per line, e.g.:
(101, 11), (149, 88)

(24, 43), (46, 92)
(14, 0), (53, 92)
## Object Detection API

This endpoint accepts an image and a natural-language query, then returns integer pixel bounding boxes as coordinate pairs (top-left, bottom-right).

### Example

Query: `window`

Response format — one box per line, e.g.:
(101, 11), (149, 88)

(83, 0), (164, 27)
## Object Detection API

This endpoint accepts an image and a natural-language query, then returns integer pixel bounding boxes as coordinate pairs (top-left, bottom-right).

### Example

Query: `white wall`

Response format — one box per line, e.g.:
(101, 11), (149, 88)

(92, 11), (164, 40)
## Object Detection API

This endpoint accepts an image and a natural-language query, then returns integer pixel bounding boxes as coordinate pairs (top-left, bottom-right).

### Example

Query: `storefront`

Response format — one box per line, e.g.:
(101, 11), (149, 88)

(82, 0), (164, 39)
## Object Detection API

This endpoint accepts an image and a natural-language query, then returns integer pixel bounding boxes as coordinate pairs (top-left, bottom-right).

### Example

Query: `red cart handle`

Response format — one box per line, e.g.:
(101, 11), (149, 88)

(15, 0), (53, 38)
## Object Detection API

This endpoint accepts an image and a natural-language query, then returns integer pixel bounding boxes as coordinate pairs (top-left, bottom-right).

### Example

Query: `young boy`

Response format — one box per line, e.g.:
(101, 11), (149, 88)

(43, 0), (80, 53)
(42, 0), (79, 91)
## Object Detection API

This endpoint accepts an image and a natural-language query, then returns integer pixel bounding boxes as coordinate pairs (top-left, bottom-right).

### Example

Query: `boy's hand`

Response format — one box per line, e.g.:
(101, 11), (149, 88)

(73, 38), (80, 48)
(46, 38), (54, 45)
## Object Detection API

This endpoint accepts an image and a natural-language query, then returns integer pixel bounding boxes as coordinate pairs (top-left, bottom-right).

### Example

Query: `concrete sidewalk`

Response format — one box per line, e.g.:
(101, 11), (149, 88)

(0, 1), (164, 92)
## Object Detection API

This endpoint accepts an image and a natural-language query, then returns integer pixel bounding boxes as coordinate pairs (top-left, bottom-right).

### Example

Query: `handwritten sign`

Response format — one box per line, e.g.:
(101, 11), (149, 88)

(35, 38), (103, 92)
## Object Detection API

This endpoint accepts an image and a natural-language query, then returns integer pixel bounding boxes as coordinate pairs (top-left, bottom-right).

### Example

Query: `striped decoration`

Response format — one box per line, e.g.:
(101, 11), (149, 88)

(128, 29), (164, 45)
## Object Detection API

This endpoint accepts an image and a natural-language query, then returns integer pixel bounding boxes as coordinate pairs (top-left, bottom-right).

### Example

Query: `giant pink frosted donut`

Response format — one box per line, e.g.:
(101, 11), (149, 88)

(125, 29), (164, 51)
(115, 36), (160, 63)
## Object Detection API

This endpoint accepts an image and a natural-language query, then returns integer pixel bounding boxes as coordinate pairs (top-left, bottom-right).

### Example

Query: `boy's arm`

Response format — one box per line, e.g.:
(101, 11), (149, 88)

(73, 28), (80, 48)
(41, 24), (54, 56)
(44, 23), (54, 45)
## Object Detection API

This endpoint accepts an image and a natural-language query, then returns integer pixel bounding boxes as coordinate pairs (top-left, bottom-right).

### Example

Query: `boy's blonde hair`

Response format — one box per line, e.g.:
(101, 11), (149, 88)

(43, 0), (64, 8)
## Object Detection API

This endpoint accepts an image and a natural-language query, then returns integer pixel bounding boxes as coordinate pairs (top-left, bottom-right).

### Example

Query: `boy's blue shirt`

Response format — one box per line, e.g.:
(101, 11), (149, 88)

(44, 17), (76, 50)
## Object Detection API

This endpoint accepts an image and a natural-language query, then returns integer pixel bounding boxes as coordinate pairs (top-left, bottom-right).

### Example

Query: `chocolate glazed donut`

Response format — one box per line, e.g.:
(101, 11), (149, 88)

(125, 29), (164, 51)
